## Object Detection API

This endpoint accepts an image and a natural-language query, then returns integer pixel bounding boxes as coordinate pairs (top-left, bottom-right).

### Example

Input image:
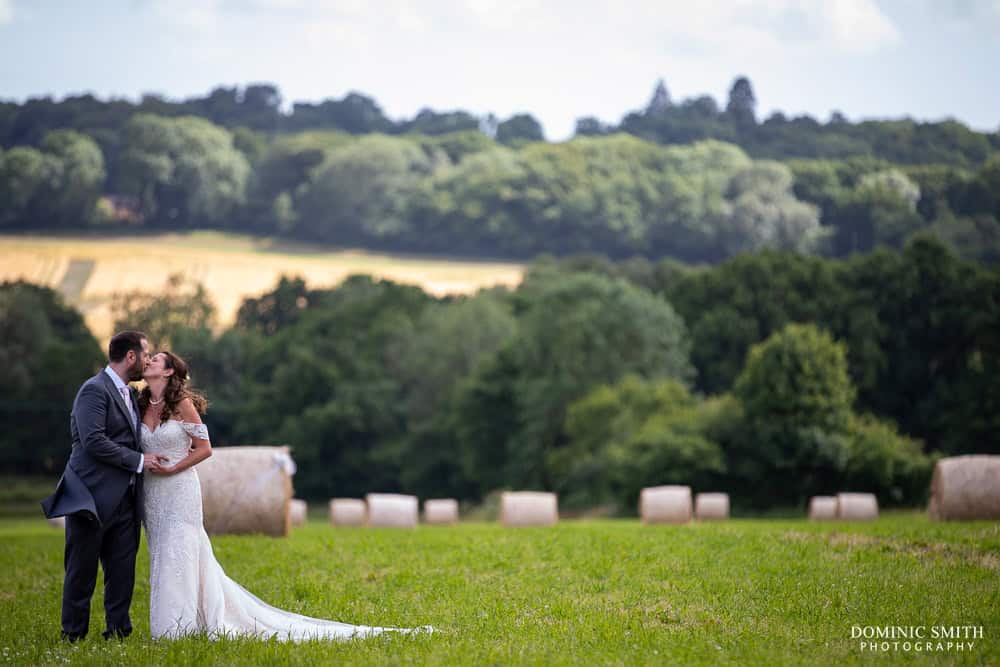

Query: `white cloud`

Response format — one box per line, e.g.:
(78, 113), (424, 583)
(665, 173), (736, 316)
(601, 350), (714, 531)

(147, 0), (223, 31)
(638, 0), (899, 55)
(821, 0), (900, 53)
(0, 0), (13, 25)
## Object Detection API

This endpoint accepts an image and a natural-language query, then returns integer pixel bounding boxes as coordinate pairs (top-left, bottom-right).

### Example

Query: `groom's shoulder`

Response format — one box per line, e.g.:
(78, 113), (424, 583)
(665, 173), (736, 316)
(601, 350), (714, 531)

(75, 371), (109, 399)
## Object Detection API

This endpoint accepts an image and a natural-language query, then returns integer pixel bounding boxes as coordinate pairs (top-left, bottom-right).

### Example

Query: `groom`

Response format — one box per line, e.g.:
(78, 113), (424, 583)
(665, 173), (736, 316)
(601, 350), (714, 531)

(42, 331), (168, 641)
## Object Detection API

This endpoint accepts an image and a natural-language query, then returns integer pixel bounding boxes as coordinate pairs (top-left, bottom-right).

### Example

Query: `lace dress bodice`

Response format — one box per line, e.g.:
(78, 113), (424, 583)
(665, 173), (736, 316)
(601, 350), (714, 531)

(142, 419), (208, 465)
(139, 419), (423, 641)
(142, 420), (207, 533)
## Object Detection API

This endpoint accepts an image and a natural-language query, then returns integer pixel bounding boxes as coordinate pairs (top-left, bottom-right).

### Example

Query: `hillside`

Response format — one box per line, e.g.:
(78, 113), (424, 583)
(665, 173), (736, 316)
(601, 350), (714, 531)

(0, 232), (524, 340)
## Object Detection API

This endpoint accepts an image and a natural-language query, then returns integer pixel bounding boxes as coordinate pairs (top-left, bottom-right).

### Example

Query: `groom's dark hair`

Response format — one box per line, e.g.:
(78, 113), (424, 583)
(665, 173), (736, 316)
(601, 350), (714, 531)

(108, 330), (147, 362)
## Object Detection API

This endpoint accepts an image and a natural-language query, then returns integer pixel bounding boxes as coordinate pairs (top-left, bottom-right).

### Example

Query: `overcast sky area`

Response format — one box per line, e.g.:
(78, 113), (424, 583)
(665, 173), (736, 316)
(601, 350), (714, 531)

(1, 0), (998, 140)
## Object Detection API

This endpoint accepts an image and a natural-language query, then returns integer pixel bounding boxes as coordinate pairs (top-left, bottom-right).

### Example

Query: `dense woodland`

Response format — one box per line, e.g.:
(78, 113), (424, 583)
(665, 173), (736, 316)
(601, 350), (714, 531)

(1, 78), (999, 264)
(3, 236), (997, 510)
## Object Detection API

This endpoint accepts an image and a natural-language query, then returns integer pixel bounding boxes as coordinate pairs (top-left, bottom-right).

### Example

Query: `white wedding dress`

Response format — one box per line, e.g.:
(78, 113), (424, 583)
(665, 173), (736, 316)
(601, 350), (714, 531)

(141, 419), (425, 641)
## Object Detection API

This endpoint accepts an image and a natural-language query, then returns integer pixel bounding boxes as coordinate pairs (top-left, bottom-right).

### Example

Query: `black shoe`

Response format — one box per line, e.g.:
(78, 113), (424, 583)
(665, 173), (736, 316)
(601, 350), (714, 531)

(102, 626), (132, 640)
(61, 631), (86, 643)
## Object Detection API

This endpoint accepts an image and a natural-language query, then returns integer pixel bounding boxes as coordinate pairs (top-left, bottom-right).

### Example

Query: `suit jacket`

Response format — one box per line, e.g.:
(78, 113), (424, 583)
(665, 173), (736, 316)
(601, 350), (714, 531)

(41, 371), (144, 526)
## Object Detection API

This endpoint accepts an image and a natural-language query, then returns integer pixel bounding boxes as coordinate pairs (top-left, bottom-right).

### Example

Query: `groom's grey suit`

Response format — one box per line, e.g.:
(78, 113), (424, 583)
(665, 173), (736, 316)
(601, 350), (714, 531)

(42, 370), (145, 640)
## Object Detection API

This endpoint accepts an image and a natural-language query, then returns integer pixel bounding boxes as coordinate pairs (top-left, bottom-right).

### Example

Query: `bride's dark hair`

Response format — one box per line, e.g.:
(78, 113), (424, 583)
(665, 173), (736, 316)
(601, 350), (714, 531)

(139, 350), (208, 423)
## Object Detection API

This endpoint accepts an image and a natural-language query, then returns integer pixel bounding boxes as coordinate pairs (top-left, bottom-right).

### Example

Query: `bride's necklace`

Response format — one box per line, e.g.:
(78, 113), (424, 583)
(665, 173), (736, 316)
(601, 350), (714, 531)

(149, 395), (164, 405)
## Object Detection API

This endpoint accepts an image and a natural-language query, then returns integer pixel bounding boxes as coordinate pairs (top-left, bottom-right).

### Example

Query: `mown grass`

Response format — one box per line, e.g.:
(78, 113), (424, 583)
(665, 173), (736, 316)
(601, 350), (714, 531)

(0, 513), (996, 665)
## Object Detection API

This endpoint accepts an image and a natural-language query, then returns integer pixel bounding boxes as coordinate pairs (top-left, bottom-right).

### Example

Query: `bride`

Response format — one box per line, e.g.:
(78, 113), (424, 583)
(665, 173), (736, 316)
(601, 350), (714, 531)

(139, 350), (427, 640)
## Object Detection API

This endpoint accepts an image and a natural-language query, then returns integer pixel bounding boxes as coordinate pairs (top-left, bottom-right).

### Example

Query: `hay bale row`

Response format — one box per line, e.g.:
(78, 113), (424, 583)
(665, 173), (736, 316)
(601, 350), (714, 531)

(639, 487), (732, 523)
(928, 455), (1000, 521)
(197, 446), (295, 537)
(809, 493), (879, 520)
(327, 496), (464, 527)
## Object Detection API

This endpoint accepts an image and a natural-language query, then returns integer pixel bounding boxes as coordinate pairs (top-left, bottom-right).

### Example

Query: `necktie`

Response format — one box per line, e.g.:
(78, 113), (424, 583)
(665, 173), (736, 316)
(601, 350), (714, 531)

(120, 386), (134, 421)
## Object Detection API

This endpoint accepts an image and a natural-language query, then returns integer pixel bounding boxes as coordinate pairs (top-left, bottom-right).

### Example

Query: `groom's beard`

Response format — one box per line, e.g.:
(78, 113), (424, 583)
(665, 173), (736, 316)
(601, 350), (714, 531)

(126, 357), (145, 382)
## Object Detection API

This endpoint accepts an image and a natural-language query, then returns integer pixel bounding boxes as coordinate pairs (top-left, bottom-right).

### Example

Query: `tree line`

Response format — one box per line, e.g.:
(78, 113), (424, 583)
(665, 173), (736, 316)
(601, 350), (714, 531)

(3, 77), (998, 165)
(2, 115), (999, 264)
(4, 236), (997, 510)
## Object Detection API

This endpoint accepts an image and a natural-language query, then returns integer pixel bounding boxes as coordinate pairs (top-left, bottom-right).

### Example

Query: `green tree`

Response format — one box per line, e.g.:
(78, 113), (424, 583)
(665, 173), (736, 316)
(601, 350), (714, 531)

(664, 251), (843, 394)
(110, 273), (216, 349)
(38, 130), (106, 227)
(715, 161), (823, 255)
(843, 415), (935, 506)
(830, 169), (926, 254)
(0, 146), (55, 227)
(726, 76), (757, 128)
(400, 108), (481, 136)
(117, 114), (250, 227)
(389, 293), (517, 498)
(295, 134), (444, 244)
(0, 282), (103, 473)
(554, 376), (725, 511)
(233, 276), (433, 499)
(457, 271), (693, 491)
(495, 114), (545, 145)
(732, 323), (855, 505)
(235, 276), (312, 336)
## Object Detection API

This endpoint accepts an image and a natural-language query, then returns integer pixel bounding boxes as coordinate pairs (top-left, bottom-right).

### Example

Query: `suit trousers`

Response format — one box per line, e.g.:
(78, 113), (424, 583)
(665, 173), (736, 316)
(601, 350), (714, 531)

(61, 485), (139, 641)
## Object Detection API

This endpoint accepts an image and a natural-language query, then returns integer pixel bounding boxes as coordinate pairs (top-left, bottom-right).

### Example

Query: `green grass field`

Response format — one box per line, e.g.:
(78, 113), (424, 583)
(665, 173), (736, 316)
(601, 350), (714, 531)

(0, 513), (996, 665)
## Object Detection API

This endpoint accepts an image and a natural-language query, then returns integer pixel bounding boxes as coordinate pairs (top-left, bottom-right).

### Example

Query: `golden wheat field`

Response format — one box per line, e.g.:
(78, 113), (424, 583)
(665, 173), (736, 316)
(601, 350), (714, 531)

(0, 232), (525, 340)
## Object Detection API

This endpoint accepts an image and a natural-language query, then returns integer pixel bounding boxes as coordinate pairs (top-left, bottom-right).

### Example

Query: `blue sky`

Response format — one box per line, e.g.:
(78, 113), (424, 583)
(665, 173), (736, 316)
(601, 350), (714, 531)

(1, 0), (998, 140)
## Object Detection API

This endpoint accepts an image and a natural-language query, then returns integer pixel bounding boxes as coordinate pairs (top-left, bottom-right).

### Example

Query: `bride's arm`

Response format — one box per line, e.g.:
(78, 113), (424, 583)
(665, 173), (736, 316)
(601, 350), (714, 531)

(161, 398), (212, 475)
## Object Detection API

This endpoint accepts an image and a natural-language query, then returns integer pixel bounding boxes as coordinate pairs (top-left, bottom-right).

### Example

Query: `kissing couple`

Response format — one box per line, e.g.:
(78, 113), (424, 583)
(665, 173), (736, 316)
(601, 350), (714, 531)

(43, 330), (430, 641)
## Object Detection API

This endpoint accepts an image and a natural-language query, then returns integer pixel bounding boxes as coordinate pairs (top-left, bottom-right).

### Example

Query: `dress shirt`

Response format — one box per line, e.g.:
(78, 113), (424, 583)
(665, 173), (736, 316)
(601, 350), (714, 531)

(104, 366), (144, 474)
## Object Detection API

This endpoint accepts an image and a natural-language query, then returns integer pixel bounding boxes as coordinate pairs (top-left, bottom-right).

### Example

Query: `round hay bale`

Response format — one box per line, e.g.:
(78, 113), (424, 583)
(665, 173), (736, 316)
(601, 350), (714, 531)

(47, 516), (66, 529)
(928, 455), (1000, 521)
(808, 496), (838, 520)
(328, 498), (367, 526)
(366, 493), (419, 528)
(694, 492), (729, 520)
(836, 492), (878, 521)
(639, 485), (692, 524)
(500, 491), (558, 527)
(289, 499), (307, 526)
(196, 446), (295, 537)
(423, 498), (459, 524)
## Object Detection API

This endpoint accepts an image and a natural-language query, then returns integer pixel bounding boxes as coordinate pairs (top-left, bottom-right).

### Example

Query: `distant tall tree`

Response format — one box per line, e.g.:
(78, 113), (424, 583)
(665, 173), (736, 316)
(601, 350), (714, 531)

(646, 79), (673, 114)
(726, 76), (757, 126)
(495, 114), (545, 145)
(239, 83), (282, 131)
(401, 109), (481, 136)
(829, 111), (849, 125)
(286, 92), (393, 134)
(574, 116), (610, 136)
